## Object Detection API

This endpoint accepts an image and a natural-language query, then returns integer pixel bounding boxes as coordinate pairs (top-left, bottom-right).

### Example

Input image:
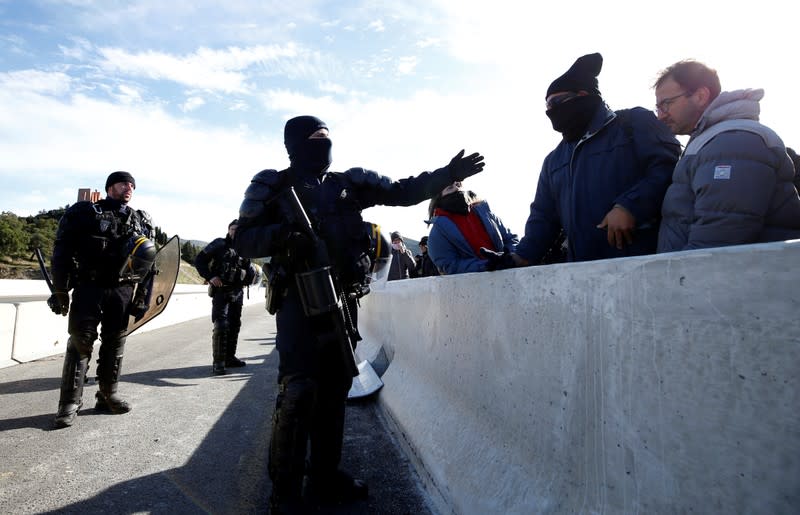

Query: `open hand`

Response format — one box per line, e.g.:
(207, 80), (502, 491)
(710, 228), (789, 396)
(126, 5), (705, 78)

(448, 150), (485, 181)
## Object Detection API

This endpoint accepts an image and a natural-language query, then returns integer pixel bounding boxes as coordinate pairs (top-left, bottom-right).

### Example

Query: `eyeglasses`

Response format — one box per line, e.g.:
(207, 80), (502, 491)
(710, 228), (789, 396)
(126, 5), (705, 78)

(546, 92), (580, 110)
(655, 91), (691, 115)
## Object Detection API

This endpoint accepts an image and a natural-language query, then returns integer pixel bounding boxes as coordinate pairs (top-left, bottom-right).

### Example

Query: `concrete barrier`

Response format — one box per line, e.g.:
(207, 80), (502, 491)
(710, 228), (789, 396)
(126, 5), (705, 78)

(358, 240), (800, 515)
(0, 280), (265, 368)
(0, 304), (16, 369)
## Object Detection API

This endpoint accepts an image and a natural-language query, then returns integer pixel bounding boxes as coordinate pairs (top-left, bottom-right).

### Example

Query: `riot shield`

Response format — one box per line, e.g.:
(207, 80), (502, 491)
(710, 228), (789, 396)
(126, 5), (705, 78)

(125, 235), (181, 336)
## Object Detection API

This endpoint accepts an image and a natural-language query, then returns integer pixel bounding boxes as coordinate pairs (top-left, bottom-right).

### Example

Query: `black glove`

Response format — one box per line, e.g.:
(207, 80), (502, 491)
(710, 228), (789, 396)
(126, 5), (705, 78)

(480, 248), (516, 271)
(129, 299), (148, 322)
(47, 290), (70, 316)
(447, 149), (485, 181)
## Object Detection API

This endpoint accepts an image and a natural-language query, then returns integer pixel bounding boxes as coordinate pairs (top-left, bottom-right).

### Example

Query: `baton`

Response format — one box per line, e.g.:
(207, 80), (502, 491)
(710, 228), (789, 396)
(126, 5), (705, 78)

(33, 248), (56, 294)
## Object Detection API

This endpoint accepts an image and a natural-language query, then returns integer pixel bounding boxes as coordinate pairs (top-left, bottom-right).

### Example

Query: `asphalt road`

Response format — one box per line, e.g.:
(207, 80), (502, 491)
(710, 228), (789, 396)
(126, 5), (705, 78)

(0, 304), (434, 515)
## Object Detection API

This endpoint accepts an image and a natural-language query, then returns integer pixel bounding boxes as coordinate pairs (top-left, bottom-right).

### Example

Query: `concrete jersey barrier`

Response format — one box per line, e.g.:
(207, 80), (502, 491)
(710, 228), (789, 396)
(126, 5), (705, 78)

(358, 240), (800, 514)
(0, 280), (265, 368)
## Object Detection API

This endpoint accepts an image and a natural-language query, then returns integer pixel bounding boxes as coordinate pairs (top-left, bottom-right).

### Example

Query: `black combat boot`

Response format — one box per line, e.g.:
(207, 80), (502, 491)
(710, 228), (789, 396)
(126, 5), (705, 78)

(212, 325), (227, 375)
(225, 327), (246, 368)
(53, 347), (89, 429)
(95, 354), (131, 414)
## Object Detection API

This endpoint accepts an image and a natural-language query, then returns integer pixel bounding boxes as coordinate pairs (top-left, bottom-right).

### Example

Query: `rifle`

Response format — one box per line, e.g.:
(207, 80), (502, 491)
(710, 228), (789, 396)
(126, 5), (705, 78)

(272, 187), (360, 379)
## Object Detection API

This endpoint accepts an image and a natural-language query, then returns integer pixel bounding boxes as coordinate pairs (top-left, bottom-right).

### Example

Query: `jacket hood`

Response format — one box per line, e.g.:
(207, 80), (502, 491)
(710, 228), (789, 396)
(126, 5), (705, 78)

(696, 88), (763, 133)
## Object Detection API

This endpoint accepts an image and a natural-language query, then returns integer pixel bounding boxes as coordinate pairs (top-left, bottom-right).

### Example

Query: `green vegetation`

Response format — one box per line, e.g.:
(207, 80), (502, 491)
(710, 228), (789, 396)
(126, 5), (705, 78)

(0, 208), (206, 283)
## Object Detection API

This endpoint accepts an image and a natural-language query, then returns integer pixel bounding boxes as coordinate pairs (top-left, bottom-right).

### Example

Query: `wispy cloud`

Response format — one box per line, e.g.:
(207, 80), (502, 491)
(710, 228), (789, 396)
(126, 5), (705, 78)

(95, 45), (301, 93)
(0, 70), (72, 94)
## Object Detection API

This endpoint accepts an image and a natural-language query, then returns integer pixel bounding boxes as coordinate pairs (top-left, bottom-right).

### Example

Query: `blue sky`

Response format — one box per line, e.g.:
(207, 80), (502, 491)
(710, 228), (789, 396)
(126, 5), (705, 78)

(1, 0), (797, 244)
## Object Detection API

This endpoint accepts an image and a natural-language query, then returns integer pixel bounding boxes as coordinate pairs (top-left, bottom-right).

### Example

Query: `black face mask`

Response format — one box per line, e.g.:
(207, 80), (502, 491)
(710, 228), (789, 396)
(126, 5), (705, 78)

(289, 137), (332, 176)
(437, 191), (472, 215)
(546, 95), (602, 142)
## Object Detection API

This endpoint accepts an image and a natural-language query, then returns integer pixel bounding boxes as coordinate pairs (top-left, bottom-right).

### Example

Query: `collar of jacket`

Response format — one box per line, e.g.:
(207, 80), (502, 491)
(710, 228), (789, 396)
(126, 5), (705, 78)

(574, 102), (616, 145)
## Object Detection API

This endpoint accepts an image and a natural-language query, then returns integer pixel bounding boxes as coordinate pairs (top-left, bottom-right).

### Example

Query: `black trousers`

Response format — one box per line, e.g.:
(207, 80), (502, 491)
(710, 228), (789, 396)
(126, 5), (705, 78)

(269, 286), (355, 499)
(210, 287), (244, 331)
(66, 283), (134, 387)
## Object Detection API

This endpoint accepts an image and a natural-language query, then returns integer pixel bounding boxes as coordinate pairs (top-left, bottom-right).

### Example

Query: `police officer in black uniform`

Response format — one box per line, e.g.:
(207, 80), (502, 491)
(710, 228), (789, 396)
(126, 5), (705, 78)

(49, 171), (156, 429)
(194, 219), (257, 375)
(234, 115), (485, 514)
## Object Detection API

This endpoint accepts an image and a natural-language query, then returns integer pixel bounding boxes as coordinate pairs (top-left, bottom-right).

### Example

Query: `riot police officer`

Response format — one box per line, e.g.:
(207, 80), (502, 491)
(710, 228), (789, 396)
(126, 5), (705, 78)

(48, 171), (156, 429)
(234, 115), (485, 514)
(194, 219), (258, 375)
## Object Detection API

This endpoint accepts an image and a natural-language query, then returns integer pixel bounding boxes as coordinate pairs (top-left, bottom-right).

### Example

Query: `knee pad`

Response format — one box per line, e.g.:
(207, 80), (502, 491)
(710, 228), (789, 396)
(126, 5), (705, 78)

(68, 332), (96, 357)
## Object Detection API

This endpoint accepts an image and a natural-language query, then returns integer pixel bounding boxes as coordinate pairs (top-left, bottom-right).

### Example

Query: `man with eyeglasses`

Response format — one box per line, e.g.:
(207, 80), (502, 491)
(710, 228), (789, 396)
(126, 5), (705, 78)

(653, 60), (800, 252)
(505, 52), (680, 269)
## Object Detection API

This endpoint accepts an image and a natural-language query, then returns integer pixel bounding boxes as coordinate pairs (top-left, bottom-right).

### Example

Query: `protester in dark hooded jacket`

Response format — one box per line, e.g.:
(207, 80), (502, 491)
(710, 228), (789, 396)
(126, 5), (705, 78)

(508, 53), (681, 267)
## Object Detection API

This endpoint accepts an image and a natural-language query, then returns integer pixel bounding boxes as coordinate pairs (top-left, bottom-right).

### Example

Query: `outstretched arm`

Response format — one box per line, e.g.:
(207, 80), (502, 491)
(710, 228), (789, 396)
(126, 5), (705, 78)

(348, 150), (485, 208)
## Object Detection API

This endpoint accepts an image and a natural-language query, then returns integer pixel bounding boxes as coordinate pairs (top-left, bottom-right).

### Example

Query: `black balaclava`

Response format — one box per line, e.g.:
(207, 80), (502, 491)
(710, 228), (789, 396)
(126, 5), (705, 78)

(284, 115), (332, 176)
(546, 53), (604, 142)
(436, 190), (476, 216)
(547, 95), (603, 142)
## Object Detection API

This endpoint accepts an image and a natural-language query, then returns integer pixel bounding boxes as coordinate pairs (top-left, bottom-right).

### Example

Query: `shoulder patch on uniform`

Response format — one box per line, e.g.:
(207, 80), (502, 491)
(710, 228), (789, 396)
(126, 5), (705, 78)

(713, 165), (731, 180)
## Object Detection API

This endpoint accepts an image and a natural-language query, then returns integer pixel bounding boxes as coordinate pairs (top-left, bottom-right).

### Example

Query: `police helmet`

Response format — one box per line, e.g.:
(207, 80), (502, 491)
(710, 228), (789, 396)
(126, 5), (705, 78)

(120, 234), (157, 282)
(365, 222), (391, 284)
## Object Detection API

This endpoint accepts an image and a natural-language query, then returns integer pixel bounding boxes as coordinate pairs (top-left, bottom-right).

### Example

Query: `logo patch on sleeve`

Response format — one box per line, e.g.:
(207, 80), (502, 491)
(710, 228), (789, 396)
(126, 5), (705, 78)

(713, 165), (731, 179)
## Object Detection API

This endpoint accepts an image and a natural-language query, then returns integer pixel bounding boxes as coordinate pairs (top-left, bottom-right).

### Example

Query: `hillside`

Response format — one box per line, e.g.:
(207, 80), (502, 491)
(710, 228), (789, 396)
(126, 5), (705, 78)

(0, 256), (205, 285)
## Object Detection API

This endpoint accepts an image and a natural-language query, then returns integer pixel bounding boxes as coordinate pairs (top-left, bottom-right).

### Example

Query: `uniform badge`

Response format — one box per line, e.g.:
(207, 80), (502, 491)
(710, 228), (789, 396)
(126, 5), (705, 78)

(99, 219), (111, 232)
(713, 165), (731, 180)
(340, 189), (348, 200)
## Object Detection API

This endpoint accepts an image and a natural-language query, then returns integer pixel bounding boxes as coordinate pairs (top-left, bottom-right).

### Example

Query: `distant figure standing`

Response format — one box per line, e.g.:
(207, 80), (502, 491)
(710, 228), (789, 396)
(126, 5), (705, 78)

(194, 219), (258, 375)
(413, 236), (439, 277)
(387, 231), (416, 280)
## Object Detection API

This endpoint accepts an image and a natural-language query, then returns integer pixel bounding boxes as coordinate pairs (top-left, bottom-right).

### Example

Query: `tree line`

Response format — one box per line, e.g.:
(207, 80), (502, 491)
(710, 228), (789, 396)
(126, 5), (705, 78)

(0, 208), (201, 263)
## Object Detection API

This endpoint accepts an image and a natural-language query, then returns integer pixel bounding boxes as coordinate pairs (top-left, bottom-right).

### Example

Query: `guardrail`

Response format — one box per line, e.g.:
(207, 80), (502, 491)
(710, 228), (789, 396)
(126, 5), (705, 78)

(0, 281), (264, 369)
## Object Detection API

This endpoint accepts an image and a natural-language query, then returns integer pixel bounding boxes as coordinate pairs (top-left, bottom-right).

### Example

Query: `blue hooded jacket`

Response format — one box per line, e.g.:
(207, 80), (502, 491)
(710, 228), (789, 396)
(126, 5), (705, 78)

(428, 200), (518, 275)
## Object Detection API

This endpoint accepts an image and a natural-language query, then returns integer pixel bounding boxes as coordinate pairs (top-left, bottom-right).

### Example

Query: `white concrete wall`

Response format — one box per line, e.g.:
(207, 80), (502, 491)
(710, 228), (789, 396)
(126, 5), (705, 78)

(358, 240), (800, 515)
(0, 281), (265, 368)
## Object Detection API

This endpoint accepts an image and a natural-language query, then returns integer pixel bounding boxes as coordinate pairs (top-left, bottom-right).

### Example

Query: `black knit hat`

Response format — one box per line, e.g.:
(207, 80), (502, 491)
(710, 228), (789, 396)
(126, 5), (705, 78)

(420, 236), (429, 246)
(390, 231), (403, 242)
(284, 115), (328, 159)
(105, 171), (136, 191)
(228, 219), (239, 228)
(546, 53), (603, 98)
